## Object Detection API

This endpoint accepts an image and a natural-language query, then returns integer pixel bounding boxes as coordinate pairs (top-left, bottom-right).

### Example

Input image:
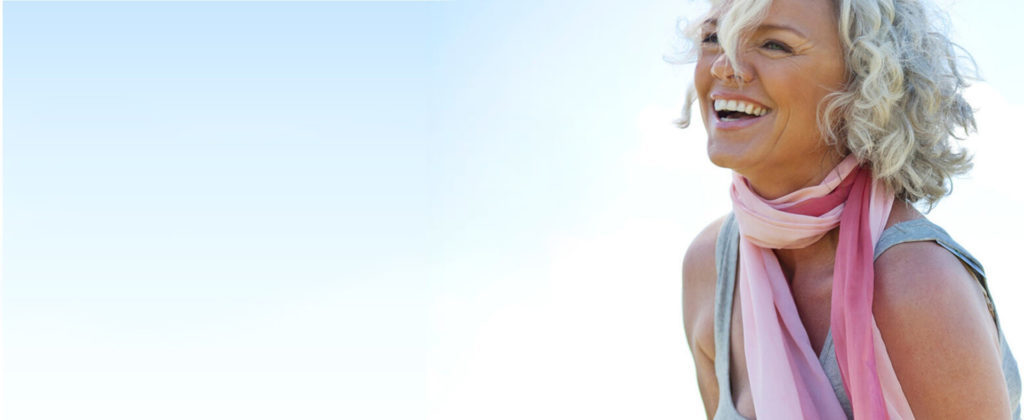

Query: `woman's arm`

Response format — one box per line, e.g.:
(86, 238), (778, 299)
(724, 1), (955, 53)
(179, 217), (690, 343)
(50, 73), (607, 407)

(874, 240), (1010, 419)
(683, 217), (726, 419)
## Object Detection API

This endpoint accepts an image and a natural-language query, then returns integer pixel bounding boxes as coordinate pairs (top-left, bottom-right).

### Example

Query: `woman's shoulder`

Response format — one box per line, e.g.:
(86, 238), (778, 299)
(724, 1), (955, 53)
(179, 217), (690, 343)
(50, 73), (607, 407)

(682, 215), (728, 310)
(683, 214), (728, 277)
(682, 215), (728, 349)
(873, 201), (992, 344)
(872, 233), (987, 324)
(872, 204), (1009, 418)
(873, 202), (984, 310)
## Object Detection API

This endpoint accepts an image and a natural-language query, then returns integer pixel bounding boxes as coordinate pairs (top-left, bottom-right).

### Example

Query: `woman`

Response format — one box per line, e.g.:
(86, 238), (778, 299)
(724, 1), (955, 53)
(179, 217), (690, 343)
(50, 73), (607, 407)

(680, 0), (1022, 418)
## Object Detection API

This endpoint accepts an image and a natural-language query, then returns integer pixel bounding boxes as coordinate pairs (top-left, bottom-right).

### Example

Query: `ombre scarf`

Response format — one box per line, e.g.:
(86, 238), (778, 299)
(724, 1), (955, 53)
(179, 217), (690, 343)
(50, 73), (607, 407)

(731, 155), (914, 419)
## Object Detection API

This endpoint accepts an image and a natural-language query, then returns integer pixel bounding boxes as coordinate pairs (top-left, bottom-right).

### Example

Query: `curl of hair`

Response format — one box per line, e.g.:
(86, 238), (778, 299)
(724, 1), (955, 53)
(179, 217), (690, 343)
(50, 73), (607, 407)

(674, 0), (977, 207)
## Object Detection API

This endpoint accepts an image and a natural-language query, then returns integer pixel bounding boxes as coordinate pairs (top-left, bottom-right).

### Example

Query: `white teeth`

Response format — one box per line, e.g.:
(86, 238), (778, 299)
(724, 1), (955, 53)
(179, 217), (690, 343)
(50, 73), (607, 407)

(713, 98), (768, 116)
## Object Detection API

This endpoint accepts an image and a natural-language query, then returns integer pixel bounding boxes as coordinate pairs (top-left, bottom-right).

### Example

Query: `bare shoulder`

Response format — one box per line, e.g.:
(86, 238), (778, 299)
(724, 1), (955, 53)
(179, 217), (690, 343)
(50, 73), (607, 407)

(683, 215), (728, 419)
(682, 214), (727, 343)
(873, 238), (985, 313)
(873, 228), (1009, 418)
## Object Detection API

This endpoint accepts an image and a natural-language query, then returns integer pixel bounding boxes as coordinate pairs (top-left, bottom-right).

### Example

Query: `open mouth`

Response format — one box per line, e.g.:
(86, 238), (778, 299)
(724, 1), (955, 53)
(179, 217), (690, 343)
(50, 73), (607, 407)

(714, 99), (769, 122)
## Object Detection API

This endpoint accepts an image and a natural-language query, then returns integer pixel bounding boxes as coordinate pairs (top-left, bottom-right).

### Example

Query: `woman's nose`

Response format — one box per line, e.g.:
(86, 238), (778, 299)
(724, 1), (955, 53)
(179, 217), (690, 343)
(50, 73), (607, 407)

(710, 53), (752, 83)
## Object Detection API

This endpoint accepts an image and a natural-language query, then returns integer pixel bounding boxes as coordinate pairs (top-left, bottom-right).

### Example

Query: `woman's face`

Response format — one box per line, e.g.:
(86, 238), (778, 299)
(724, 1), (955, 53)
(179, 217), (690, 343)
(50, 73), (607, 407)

(694, 0), (847, 198)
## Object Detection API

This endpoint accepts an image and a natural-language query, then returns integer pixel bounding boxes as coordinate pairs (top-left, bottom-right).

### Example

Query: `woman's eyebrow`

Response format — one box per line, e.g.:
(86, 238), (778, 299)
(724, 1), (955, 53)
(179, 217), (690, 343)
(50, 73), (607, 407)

(757, 23), (807, 38)
(701, 19), (806, 38)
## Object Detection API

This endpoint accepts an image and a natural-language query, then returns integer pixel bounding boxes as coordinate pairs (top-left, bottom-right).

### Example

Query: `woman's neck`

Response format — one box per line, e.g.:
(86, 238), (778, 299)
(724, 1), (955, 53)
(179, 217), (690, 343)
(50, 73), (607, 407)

(742, 150), (845, 200)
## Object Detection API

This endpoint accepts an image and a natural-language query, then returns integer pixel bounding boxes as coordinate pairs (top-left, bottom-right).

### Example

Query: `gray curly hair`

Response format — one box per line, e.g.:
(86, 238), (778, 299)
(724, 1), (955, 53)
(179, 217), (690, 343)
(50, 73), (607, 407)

(677, 0), (976, 207)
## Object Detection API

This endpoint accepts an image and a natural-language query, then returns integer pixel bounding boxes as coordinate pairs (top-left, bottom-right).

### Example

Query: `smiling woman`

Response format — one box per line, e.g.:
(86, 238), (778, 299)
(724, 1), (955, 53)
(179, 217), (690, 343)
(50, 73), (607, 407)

(679, 0), (1022, 419)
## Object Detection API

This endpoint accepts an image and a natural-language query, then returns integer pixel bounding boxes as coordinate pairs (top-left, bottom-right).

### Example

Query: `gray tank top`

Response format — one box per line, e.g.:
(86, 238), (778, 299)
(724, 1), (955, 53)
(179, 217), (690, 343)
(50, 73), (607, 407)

(711, 215), (1022, 420)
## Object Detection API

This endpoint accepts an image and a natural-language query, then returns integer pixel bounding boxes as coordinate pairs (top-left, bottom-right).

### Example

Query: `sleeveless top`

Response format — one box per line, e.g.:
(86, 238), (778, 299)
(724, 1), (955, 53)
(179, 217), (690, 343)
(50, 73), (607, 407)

(710, 215), (1022, 420)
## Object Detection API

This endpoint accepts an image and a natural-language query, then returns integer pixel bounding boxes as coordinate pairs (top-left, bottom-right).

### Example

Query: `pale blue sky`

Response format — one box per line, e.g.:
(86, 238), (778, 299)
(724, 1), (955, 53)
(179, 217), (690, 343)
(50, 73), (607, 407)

(4, 1), (1022, 419)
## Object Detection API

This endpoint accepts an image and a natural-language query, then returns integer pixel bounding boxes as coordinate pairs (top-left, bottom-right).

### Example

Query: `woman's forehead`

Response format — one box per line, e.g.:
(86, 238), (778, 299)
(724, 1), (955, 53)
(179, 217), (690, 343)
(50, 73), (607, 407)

(707, 0), (838, 33)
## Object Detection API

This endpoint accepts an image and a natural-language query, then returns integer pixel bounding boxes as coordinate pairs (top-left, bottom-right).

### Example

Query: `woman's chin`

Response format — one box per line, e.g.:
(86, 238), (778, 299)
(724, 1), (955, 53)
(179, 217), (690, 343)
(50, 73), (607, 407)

(706, 145), (752, 172)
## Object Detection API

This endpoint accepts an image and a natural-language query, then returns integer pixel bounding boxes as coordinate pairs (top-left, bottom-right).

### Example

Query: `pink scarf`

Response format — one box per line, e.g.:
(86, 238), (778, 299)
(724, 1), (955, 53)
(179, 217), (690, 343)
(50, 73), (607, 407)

(731, 155), (914, 419)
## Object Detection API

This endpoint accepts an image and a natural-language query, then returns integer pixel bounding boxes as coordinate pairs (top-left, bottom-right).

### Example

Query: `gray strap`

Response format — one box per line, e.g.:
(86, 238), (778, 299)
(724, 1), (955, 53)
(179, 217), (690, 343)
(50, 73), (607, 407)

(712, 214), (740, 410)
(874, 218), (985, 279)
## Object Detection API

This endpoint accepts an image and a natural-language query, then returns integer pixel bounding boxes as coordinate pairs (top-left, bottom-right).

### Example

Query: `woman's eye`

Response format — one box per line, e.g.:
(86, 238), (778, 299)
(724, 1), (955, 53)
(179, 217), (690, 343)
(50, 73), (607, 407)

(701, 32), (719, 45)
(762, 40), (792, 53)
